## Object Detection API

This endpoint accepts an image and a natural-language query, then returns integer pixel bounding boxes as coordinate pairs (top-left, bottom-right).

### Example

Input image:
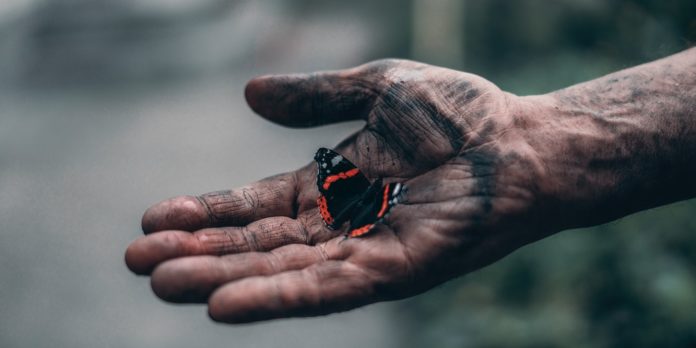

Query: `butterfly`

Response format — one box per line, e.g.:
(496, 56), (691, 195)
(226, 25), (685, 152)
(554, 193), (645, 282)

(314, 147), (403, 238)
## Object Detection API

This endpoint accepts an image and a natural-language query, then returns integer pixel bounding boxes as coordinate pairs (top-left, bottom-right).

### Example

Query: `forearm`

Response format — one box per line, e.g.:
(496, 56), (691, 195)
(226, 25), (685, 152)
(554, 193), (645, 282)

(522, 48), (696, 229)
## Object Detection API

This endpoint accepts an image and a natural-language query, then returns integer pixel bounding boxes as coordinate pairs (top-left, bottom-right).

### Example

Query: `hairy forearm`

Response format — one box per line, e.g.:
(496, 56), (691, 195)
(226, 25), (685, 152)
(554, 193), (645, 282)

(521, 48), (696, 229)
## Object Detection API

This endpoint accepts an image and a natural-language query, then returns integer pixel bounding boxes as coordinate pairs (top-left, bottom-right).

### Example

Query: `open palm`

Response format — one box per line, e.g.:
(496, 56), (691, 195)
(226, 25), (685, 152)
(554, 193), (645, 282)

(126, 59), (547, 323)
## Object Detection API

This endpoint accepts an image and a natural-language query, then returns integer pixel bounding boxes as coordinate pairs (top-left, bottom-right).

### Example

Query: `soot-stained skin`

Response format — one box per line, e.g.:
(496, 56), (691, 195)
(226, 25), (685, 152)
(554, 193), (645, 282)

(127, 50), (696, 323)
(297, 60), (551, 296)
(359, 62), (509, 225)
(133, 58), (555, 316)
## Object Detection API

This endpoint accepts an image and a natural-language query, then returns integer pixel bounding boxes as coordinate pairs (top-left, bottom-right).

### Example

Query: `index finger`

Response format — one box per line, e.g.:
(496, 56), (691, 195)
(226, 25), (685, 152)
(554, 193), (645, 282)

(142, 171), (300, 233)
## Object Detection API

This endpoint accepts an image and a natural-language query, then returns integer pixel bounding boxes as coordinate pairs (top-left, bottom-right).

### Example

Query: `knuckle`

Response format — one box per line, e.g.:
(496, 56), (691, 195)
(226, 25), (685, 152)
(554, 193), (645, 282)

(315, 243), (330, 262)
(263, 252), (282, 274)
(301, 267), (324, 307)
(284, 218), (310, 244)
(199, 227), (248, 254)
(241, 188), (260, 211)
(240, 226), (261, 251)
(198, 189), (256, 225)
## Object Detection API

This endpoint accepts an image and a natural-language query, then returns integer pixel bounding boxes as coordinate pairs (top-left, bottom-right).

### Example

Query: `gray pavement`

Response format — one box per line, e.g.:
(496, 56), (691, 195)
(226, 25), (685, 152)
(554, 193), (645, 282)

(0, 1), (410, 346)
(0, 77), (400, 348)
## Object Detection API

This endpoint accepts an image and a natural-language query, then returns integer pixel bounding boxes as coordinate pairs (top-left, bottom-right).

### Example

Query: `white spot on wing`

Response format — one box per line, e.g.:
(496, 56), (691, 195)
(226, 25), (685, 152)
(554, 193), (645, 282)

(392, 183), (402, 196)
(331, 155), (343, 167)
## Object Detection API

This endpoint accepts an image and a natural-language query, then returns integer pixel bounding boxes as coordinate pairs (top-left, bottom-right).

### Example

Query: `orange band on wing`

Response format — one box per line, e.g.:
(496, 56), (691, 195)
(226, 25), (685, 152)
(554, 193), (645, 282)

(377, 185), (391, 218)
(348, 224), (374, 238)
(322, 168), (360, 190)
(317, 196), (334, 225)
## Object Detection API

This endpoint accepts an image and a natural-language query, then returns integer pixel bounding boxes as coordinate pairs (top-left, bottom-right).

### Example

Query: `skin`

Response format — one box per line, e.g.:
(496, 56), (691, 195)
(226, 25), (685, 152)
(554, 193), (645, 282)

(125, 48), (696, 323)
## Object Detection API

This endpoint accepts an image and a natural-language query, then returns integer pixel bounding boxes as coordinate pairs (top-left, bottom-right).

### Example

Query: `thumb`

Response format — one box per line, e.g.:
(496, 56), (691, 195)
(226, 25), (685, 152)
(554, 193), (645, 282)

(244, 61), (391, 127)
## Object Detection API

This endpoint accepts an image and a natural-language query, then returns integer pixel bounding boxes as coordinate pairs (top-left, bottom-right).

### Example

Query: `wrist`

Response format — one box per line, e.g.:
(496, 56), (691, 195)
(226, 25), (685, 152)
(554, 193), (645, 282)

(513, 94), (625, 230)
(499, 94), (590, 231)
(517, 83), (696, 231)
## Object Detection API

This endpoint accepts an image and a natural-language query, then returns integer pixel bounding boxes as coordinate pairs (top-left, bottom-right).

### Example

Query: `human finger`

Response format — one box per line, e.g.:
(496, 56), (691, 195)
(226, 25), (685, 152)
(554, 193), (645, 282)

(141, 172), (299, 234)
(126, 216), (310, 275)
(207, 260), (376, 323)
(150, 241), (348, 303)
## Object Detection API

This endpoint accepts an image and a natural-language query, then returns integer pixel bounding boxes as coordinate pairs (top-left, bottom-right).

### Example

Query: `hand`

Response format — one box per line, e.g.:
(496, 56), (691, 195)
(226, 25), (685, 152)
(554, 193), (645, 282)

(125, 59), (559, 323)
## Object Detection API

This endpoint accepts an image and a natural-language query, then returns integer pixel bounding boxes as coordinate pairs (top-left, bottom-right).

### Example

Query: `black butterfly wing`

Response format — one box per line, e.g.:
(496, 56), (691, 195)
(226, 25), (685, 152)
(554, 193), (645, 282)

(314, 148), (371, 229)
(346, 180), (403, 238)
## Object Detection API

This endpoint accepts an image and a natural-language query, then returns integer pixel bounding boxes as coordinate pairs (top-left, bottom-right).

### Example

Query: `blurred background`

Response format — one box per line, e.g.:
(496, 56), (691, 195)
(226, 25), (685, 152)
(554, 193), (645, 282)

(1, 0), (695, 347)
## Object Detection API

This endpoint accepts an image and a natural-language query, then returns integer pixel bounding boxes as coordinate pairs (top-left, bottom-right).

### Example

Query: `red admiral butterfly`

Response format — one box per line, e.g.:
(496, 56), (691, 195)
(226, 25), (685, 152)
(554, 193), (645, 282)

(314, 147), (403, 238)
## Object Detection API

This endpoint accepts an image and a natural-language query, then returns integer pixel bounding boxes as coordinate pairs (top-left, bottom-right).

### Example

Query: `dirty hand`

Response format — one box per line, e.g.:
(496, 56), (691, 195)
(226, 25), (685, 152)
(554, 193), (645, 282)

(126, 50), (696, 322)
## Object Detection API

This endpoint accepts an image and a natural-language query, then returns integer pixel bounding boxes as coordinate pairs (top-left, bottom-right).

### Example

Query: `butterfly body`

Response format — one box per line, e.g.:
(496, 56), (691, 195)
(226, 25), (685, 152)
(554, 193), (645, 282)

(314, 148), (403, 238)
